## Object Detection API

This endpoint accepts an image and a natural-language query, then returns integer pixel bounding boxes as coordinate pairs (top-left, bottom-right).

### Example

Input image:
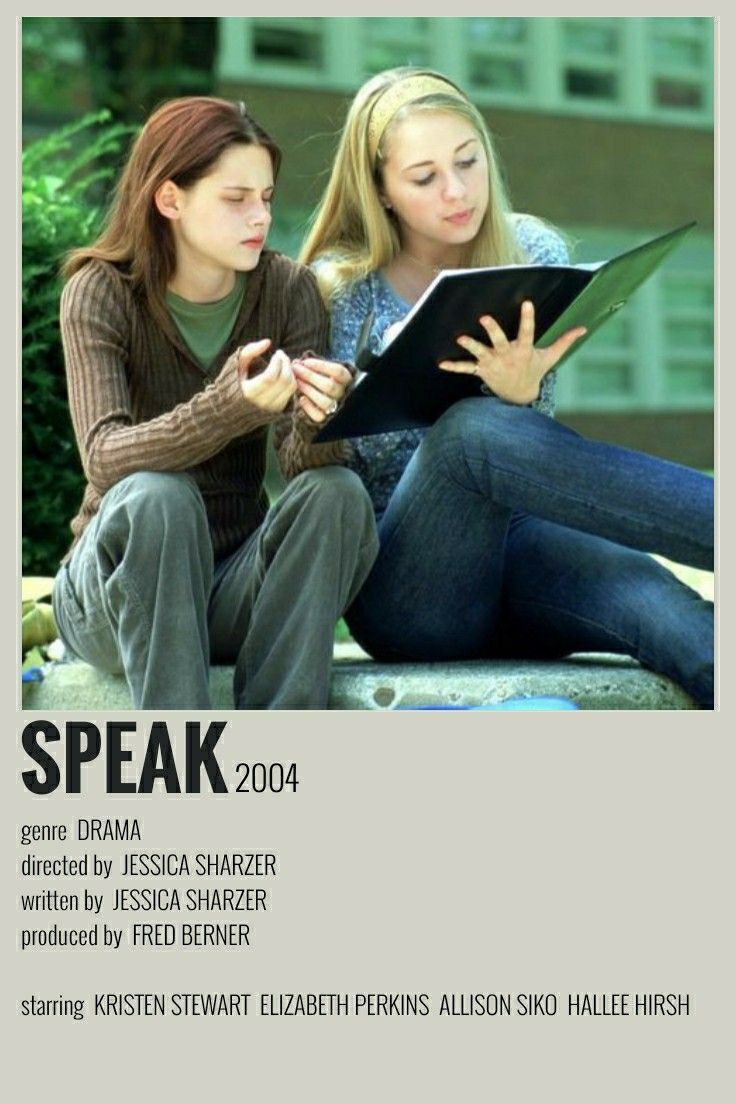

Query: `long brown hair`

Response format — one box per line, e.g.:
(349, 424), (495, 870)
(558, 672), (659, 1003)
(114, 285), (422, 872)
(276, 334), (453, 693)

(64, 96), (281, 328)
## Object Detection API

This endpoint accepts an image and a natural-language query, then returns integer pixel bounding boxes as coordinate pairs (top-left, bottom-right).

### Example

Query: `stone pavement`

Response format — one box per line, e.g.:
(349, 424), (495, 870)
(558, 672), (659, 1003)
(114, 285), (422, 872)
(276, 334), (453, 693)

(23, 644), (695, 711)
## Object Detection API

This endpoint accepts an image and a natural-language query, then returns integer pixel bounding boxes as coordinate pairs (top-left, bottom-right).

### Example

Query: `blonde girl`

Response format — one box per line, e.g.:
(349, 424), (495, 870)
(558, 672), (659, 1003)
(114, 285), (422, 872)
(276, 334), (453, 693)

(299, 68), (714, 707)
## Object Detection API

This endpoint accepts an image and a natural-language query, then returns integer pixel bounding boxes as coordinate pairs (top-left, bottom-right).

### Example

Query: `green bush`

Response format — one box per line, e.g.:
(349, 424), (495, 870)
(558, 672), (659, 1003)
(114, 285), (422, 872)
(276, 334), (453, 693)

(22, 113), (131, 574)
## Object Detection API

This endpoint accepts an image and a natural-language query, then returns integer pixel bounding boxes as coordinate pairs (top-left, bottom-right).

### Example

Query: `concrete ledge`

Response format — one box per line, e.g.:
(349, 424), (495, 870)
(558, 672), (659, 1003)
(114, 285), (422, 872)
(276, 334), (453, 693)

(23, 651), (695, 711)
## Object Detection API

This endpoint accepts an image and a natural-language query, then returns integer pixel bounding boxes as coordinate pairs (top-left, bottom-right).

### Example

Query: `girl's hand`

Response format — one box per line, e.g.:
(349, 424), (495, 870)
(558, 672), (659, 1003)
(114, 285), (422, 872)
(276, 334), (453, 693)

(292, 357), (353, 424)
(238, 340), (296, 413)
(438, 301), (586, 405)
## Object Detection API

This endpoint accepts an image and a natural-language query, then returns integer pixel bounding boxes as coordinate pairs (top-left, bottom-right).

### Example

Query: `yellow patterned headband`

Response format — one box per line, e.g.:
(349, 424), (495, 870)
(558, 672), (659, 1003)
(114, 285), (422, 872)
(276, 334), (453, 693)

(367, 75), (468, 164)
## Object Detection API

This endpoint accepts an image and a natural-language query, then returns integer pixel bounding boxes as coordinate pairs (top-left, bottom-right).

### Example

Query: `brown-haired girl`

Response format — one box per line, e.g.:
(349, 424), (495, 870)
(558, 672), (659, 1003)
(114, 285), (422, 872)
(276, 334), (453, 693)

(53, 96), (378, 709)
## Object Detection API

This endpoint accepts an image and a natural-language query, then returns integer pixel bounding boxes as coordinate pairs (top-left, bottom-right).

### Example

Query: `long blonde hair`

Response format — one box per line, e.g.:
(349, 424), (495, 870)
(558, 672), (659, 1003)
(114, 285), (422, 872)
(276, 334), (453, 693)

(300, 67), (527, 300)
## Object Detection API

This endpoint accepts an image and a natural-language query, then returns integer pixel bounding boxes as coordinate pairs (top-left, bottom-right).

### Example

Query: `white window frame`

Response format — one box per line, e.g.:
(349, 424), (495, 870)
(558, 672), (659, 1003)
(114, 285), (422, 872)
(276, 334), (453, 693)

(554, 227), (713, 414)
(217, 17), (713, 130)
(359, 17), (433, 75)
(219, 16), (328, 90)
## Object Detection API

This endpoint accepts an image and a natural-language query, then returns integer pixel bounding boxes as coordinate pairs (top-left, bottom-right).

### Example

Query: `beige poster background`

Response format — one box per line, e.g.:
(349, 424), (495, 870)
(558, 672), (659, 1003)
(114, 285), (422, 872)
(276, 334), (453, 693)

(6, 7), (732, 1103)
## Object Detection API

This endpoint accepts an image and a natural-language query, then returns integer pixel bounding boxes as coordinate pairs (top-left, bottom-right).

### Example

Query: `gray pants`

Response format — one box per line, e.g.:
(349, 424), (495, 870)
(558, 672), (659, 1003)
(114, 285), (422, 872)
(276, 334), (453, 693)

(52, 467), (378, 709)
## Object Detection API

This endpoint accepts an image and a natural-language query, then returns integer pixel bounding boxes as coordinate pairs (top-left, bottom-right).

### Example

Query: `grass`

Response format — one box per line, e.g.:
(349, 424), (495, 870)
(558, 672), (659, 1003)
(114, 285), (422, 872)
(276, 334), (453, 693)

(653, 558), (714, 602)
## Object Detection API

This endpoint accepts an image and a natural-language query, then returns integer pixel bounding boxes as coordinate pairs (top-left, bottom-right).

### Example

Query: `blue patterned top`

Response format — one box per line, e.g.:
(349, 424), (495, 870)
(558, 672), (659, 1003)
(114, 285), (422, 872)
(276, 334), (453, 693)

(324, 214), (570, 519)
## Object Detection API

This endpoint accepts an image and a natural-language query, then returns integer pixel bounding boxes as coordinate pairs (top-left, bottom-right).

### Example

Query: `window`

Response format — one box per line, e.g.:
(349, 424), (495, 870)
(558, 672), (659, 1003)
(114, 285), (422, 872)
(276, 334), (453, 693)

(216, 18), (713, 128)
(660, 272), (713, 400)
(226, 17), (326, 82)
(560, 19), (623, 105)
(646, 19), (712, 116)
(565, 308), (639, 408)
(565, 70), (618, 100)
(563, 20), (620, 56)
(464, 18), (529, 97)
(252, 20), (323, 67)
(555, 230), (713, 413)
(361, 18), (431, 75)
(575, 360), (634, 399)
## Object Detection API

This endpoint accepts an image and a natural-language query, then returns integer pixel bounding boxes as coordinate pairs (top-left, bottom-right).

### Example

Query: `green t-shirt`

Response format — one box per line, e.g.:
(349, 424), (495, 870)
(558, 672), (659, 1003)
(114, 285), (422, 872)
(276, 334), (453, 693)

(166, 272), (247, 371)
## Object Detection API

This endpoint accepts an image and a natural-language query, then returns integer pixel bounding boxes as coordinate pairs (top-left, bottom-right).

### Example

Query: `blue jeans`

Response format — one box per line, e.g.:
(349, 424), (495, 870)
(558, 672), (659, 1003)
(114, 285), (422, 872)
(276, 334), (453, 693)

(346, 399), (714, 707)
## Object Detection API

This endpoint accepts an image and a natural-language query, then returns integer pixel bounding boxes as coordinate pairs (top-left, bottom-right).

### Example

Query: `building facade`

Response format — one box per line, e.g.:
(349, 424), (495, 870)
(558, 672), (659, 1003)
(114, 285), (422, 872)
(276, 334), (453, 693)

(24, 17), (715, 465)
(215, 17), (714, 466)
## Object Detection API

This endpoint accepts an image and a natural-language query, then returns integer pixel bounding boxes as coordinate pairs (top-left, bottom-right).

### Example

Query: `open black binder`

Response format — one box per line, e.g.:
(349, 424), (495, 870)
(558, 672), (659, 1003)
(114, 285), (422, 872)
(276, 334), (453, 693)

(314, 221), (696, 443)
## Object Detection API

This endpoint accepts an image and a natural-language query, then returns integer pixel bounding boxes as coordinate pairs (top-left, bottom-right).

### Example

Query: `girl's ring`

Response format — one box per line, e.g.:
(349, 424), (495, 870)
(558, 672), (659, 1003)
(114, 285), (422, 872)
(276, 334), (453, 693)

(326, 399), (338, 415)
